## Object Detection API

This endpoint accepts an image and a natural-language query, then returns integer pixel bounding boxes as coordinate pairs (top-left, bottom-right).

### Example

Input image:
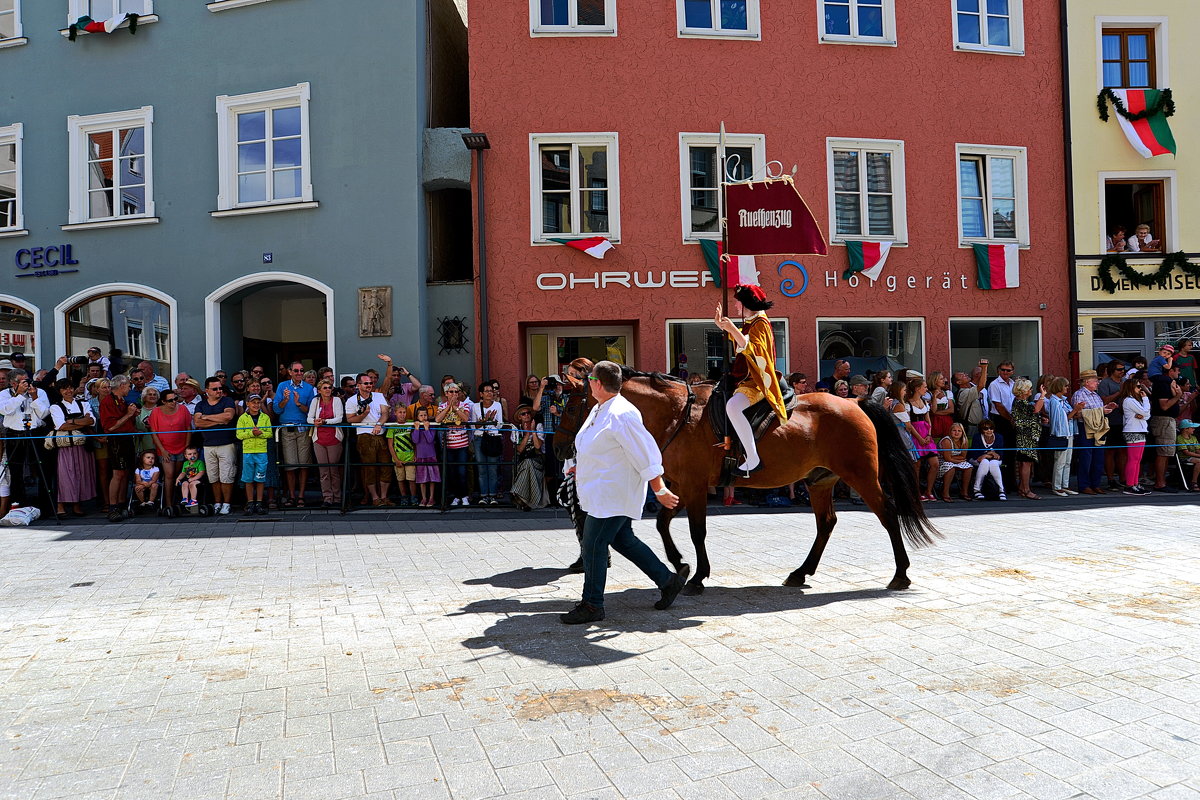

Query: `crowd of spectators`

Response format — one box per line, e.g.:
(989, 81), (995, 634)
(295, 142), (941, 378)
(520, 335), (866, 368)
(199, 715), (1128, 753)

(3, 339), (1197, 524)
(0, 349), (602, 523)
(786, 339), (1199, 503)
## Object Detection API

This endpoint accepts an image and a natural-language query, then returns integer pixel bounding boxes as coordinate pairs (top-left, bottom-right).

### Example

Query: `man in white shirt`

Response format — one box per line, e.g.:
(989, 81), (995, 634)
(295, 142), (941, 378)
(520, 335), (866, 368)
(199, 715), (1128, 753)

(988, 360), (1017, 481)
(561, 361), (688, 625)
(345, 372), (391, 506)
(0, 369), (51, 508)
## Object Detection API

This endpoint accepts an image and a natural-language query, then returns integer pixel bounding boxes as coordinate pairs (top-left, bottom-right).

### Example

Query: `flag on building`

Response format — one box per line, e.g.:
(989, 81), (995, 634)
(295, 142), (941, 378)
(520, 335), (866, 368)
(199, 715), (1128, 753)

(550, 236), (613, 259)
(1109, 89), (1177, 158)
(68, 13), (139, 40)
(842, 241), (893, 281)
(700, 239), (759, 287)
(972, 243), (1020, 290)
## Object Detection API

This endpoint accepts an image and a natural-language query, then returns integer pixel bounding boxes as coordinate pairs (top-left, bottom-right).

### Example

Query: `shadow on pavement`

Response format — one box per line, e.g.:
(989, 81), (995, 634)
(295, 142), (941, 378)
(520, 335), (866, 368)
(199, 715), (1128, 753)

(462, 567), (576, 589)
(454, 585), (893, 667)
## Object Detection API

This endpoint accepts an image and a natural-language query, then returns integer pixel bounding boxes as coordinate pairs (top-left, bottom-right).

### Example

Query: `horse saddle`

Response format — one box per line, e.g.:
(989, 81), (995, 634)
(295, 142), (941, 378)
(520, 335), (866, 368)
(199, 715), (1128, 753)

(708, 375), (795, 442)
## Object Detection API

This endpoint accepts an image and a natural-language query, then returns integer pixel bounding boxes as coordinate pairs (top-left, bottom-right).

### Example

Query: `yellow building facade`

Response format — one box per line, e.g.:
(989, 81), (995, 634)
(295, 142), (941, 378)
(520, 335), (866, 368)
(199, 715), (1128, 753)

(1068, 0), (1200, 369)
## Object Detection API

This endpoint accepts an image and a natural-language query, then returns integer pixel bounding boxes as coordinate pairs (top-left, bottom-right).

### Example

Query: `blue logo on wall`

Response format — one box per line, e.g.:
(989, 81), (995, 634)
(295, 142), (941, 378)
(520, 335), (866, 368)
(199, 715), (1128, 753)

(777, 261), (808, 297)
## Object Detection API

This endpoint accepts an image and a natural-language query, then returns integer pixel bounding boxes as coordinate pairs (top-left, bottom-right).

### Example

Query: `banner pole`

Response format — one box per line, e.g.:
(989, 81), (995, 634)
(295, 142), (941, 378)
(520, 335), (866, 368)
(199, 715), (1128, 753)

(719, 122), (731, 453)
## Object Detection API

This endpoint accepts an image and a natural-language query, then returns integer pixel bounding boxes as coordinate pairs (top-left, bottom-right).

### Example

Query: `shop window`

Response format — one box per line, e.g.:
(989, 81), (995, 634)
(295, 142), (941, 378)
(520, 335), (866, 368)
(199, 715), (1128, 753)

(667, 319), (787, 379)
(0, 300), (35, 369)
(818, 318), (922, 377)
(1092, 320), (1145, 340)
(65, 292), (170, 377)
(678, 133), (763, 240)
(1103, 179), (1166, 253)
(949, 318), (1040, 376)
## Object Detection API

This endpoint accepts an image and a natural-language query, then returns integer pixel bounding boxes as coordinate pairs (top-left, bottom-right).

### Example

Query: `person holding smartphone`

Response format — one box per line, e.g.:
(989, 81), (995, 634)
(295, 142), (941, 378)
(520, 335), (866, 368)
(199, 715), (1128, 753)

(0, 370), (52, 509)
(952, 358), (989, 442)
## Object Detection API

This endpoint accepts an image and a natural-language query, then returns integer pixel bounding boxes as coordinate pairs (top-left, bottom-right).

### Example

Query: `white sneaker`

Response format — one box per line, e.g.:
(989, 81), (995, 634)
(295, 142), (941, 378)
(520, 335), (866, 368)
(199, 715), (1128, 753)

(218, 503), (231, 515)
(451, 498), (461, 506)
(460, 497), (471, 506)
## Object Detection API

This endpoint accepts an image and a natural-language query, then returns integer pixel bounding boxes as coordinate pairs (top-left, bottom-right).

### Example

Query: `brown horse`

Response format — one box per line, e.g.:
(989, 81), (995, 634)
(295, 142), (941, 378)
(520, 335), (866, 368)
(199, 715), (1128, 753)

(553, 368), (938, 594)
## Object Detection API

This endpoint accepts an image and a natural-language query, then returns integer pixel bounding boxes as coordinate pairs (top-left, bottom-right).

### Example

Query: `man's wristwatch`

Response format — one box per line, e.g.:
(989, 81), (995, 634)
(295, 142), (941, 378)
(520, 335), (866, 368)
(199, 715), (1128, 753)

(654, 486), (671, 497)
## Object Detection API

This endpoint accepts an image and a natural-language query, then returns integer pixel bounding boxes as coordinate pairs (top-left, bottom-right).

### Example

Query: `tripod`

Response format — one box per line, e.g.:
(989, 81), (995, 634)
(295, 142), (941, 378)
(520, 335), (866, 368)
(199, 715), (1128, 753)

(4, 425), (61, 524)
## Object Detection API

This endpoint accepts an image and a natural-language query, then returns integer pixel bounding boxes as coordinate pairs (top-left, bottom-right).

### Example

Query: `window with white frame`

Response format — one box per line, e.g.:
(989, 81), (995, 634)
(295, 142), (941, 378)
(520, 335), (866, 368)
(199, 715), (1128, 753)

(956, 145), (1027, 244)
(68, 0), (151, 23)
(530, 133), (619, 242)
(827, 138), (906, 243)
(668, 319), (788, 377)
(953, 0), (1023, 54)
(950, 319), (1040, 376)
(216, 83), (312, 211)
(1, 0), (22, 41)
(125, 319), (144, 358)
(67, 107), (153, 225)
(153, 323), (169, 361)
(819, 0), (895, 44)
(678, 0), (759, 38)
(0, 124), (22, 231)
(679, 132), (764, 240)
(530, 0), (615, 35)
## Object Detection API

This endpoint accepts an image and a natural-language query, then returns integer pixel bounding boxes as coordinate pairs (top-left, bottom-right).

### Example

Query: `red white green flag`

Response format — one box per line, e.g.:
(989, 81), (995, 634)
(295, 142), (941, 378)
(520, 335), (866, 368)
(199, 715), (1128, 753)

(68, 13), (139, 40)
(972, 243), (1020, 290)
(700, 239), (758, 287)
(550, 236), (613, 259)
(1112, 89), (1177, 158)
(842, 241), (892, 281)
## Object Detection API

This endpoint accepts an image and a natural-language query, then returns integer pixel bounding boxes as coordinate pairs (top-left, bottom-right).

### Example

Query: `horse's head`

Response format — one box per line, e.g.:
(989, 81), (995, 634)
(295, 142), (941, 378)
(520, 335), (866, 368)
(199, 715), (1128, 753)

(553, 371), (595, 462)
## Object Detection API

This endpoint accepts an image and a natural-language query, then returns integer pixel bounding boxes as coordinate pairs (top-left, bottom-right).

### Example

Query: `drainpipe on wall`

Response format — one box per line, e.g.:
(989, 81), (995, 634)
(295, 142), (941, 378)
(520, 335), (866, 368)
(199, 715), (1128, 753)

(462, 132), (491, 381)
(1060, 0), (1080, 380)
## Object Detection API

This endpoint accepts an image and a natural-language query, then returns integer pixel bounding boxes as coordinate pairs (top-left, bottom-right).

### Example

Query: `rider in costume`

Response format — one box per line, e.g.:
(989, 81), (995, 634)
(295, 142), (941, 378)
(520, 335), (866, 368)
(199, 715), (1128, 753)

(715, 284), (788, 473)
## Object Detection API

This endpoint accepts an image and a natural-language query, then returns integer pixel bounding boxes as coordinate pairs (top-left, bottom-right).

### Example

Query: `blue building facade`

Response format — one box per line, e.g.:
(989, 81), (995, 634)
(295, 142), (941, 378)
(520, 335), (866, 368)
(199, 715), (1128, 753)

(0, 0), (472, 382)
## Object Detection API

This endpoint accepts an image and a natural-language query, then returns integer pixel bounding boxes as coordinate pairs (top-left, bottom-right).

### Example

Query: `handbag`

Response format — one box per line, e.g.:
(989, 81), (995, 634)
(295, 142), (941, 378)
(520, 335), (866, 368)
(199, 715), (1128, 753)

(44, 429), (86, 450)
(481, 433), (503, 458)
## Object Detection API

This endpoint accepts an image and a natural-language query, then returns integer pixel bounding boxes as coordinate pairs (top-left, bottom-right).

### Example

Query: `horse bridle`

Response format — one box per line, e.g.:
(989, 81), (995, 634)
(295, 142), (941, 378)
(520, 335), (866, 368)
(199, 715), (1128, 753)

(561, 376), (695, 455)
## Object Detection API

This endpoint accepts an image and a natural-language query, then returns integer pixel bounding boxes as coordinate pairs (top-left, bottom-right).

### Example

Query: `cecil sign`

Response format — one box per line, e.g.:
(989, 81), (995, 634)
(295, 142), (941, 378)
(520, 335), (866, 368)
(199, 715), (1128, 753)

(14, 244), (80, 279)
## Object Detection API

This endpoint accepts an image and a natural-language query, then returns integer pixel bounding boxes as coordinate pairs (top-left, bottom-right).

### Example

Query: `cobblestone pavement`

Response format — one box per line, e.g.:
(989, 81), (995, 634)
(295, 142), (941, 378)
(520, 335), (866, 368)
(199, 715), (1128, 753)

(1, 499), (1198, 800)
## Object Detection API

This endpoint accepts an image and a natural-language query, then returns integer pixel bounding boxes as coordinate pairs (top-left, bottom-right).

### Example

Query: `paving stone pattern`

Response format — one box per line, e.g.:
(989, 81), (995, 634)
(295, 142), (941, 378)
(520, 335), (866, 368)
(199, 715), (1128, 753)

(0, 502), (1198, 799)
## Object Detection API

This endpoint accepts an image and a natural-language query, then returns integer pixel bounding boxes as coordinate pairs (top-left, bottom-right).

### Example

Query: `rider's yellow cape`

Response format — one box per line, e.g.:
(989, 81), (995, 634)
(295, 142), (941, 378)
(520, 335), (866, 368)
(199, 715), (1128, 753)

(731, 312), (788, 423)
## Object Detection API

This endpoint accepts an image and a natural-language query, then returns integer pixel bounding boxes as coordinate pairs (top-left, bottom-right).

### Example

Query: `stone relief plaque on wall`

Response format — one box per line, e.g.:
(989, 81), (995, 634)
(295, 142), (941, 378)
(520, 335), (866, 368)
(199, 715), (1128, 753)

(358, 287), (392, 338)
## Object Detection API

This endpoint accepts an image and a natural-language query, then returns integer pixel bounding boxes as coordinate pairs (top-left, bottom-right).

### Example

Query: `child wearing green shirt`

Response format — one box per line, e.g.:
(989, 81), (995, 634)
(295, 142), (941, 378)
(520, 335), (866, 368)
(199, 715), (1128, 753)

(1176, 419), (1200, 490)
(388, 402), (417, 506)
(235, 394), (273, 515)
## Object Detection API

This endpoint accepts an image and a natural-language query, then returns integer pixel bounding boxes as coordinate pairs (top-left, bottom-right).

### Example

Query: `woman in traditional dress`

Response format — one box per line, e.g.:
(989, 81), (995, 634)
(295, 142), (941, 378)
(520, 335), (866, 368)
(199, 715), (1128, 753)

(50, 379), (97, 516)
(510, 405), (547, 511)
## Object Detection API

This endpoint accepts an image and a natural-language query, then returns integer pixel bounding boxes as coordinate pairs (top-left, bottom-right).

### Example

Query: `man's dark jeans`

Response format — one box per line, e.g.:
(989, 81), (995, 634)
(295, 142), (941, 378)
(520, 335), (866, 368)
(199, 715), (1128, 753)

(581, 513), (673, 610)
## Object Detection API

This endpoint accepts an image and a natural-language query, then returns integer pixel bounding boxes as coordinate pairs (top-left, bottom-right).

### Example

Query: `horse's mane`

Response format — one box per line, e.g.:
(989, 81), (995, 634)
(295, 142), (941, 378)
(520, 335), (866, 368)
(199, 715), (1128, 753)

(620, 366), (687, 388)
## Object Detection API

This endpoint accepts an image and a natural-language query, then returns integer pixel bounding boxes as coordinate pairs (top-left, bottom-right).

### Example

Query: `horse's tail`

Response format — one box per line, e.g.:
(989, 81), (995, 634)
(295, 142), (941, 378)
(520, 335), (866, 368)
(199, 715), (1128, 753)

(859, 400), (941, 548)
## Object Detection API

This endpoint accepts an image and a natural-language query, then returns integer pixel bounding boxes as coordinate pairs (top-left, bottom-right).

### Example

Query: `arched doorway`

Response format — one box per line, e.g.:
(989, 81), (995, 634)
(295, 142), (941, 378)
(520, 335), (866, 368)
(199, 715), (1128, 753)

(206, 273), (335, 376)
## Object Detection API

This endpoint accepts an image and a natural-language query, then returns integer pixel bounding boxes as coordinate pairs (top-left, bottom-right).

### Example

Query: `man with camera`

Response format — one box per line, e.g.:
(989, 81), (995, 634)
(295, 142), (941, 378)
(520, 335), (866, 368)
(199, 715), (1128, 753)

(0, 369), (52, 509)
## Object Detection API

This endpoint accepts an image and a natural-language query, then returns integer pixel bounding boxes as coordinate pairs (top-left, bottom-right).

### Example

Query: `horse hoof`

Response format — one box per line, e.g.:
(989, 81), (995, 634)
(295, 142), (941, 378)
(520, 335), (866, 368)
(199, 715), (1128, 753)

(887, 578), (912, 590)
(782, 573), (809, 588)
(681, 583), (704, 596)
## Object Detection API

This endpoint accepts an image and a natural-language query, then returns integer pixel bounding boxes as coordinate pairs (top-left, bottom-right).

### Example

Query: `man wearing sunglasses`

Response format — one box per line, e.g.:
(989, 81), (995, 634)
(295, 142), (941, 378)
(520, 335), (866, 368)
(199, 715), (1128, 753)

(275, 361), (316, 507)
(561, 361), (689, 625)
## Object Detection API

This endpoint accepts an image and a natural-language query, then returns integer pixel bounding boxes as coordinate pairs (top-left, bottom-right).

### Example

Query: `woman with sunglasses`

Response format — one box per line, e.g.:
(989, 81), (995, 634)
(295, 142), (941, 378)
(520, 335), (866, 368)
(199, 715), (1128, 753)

(510, 405), (547, 511)
(149, 388), (193, 506)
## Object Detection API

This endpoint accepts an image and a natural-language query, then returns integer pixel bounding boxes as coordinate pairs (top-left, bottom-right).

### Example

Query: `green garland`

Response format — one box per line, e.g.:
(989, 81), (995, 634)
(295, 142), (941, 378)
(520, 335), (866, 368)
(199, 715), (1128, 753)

(1098, 251), (1200, 293)
(1097, 88), (1175, 122)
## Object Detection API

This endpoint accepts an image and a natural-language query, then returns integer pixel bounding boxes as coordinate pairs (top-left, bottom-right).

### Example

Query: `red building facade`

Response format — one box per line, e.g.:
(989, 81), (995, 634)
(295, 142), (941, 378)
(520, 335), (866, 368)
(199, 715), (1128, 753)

(470, 1), (1069, 388)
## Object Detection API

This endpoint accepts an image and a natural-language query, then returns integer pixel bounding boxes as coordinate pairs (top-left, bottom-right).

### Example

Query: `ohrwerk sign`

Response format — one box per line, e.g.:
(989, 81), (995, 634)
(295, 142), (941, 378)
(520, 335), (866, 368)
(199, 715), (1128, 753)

(536, 269), (715, 290)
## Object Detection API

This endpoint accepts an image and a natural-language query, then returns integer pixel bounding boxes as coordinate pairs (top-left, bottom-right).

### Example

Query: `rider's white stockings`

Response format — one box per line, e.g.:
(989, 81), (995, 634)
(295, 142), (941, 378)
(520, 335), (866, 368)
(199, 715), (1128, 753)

(725, 392), (759, 472)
